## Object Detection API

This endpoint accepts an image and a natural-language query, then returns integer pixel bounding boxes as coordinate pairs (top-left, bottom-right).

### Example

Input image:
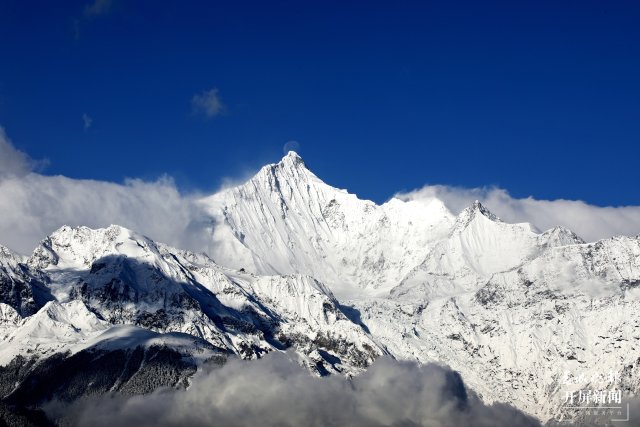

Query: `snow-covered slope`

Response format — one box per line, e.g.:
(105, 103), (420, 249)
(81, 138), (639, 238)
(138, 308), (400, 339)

(0, 300), (109, 365)
(1, 224), (381, 382)
(2, 152), (640, 424)
(352, 234), (640, 421)
(202, 152), (454, 297)
(196, 152), (640, 423)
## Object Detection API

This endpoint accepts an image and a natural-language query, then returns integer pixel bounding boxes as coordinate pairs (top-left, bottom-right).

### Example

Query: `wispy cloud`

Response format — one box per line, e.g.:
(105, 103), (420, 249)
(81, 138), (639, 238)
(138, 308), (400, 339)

(396, 185), (640, 242)
(47, 353), (540, 427)
(74, 0), (115, 39)
(191, 88), (226, 119)
(83, 0), (113, 19)
(82, 113), (93, 131)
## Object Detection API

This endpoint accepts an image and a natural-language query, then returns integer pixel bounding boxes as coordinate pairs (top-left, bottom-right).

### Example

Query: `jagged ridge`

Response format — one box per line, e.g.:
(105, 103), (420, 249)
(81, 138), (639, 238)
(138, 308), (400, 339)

(2, 152), (640, 425)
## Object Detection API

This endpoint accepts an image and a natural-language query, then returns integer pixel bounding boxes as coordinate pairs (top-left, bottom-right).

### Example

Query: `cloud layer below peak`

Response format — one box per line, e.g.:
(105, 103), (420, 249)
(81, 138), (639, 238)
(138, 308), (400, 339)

(47, 353), (540, 427)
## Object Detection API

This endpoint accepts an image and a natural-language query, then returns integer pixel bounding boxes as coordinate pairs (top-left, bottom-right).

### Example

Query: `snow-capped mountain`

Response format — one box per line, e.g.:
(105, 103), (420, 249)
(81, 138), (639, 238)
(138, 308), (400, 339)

(2, 151), (640, 424)
(3, 223), (380, 371)
(201, 153), (640, 422)
(202, 151), (455, 297)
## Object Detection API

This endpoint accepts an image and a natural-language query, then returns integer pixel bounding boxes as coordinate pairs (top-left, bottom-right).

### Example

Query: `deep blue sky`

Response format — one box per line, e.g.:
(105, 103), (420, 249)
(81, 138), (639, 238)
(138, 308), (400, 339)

(1, 0), (639, 205)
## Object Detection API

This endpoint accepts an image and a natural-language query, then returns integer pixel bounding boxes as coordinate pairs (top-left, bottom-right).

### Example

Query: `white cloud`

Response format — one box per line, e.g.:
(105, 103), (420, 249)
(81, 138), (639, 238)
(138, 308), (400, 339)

(396, 185), (640, 242)
(0, 129), (213, 254)
(0, 128), (32, 177)
(191, 88), (226, 118)
(0, 173), (214, 255)
(82, 113), (93, 131)
(49, 353), (540, 427)
(0, 127), (47, 178)
(1, 126), (639, 257)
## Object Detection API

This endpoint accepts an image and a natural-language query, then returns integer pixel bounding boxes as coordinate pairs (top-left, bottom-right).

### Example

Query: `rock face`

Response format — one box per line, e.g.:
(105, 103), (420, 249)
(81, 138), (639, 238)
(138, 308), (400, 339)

(0, 245), (51, 318)
(2, 152), (640, 424)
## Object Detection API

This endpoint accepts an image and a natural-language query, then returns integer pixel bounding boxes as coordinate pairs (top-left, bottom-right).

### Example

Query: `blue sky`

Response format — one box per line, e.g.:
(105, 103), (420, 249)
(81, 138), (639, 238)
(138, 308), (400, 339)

(1, 0), (639, 205)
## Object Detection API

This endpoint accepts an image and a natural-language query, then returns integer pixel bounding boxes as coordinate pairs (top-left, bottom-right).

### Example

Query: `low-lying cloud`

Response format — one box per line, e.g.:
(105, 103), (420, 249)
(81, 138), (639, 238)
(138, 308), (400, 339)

(396, 185), (640, 242)
(49, 353), (540, 427)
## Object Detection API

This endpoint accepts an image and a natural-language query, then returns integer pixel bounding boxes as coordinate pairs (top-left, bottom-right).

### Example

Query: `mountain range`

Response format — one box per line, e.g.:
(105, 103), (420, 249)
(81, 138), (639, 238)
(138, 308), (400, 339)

(2, 152), (639, 425)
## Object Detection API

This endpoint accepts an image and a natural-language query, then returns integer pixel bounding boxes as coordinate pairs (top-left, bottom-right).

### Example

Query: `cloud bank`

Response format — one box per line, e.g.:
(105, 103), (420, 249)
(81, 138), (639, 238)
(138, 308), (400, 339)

(0, 128), (212, 255)
(0, 173), (213, 255)
(396, 185), (640, 242)
(50, 353), (540, 427)
(1, 127), (639, 255)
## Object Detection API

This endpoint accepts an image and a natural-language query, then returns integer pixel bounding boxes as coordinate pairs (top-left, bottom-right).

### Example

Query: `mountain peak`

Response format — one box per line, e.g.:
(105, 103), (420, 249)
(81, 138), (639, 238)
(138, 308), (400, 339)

(466, 200), (500, 221)
(282, 150), (304, 165)
(28, 224), (156, 270)
(471, 200), (498, 219)
(48, 224), (134, 243)
(452, 200), (502, 232)
(0, 243), (23, 269)
(539, 225), (585, 246)
(276, 150), (307, 173)
(0, 243), (20, 260)
(246, 150), (314, 190)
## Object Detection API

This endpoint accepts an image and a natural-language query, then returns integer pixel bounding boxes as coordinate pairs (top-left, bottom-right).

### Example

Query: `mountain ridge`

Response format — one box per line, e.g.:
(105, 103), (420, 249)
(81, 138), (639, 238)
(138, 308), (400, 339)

(2, 152), (640, 424)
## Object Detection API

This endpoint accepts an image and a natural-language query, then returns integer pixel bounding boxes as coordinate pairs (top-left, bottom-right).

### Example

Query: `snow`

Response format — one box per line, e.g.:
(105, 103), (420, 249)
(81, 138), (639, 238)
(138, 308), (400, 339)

(196, 152), (640, 422)
(0, 303), (21, 339)
(2, 151), (640, 423)
(3, 219), (381, 375)
(201, 153), (455, 298)
(72, 325), (222, 365)
(0, 300), (110, 365)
